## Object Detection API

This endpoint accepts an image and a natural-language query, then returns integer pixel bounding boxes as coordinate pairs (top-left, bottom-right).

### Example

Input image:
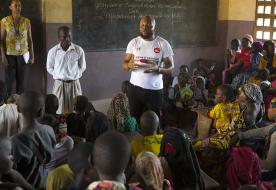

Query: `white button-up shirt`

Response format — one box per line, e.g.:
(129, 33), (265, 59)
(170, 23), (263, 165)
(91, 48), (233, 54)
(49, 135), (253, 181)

(47, 43), (86, 80)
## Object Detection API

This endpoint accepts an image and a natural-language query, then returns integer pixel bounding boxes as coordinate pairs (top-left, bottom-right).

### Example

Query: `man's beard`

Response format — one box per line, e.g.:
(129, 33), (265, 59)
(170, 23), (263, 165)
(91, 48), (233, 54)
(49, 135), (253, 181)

(140, 31), (153, 39)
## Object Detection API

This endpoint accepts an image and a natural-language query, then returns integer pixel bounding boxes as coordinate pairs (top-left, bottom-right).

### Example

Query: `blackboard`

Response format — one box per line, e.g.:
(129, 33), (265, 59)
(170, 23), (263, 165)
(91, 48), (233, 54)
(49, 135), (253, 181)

(0, 0), (43, 52)
(73, 0), (218, 51)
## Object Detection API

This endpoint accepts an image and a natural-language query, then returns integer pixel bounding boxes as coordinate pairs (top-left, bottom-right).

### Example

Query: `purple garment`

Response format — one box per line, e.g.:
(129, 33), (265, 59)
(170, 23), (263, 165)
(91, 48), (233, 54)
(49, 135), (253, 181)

(46, 136), (74, 171)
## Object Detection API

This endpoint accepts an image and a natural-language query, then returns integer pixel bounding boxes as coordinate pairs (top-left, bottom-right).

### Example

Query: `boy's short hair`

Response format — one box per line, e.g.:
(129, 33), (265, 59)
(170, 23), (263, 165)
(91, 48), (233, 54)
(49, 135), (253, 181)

(19, 91), (44, 116)
(93, 130), (130, 177)
(67, 142), (93, 174)
(74, 95), (88, 113)
(217, 84), (235, 102)
(140, 111), (159, 136)
(45, 94), (59, 114)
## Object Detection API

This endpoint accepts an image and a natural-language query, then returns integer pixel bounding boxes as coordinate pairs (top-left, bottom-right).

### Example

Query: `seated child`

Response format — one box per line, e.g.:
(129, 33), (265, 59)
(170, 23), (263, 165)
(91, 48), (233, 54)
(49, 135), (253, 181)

(86, 111), (111, 143)
(87, 130), (130, 190)
(193, 59), (210, 78)
(172, 65), (192, 87)
(0, 136), (33, 190)
(208, 85), (240, 134)
(131, 111), (163, 157)
(135, 151), (172, 190)
(0, 81), (20, 137)
(223, 38), (241, 84)
(40, 94), (74, 172)
(248, 41), (263, 73)
(67, 95), (90, 142)
(192, 76), (209, 107)
(39, 94), (60, 131)
(237, 97), (276, 174)
(46, 142), (95, 190)
(12, 91), (56, 188)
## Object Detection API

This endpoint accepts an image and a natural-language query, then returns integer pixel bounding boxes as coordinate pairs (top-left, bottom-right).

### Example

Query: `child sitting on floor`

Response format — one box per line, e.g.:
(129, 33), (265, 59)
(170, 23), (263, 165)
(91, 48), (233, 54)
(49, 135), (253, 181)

(67, 95), (90, 142)
(0, 136), (33, 190)
(87, 131), (131, 190)
(131, 111), (162, 158)
(192, 76), (209, 108)
(208, 85), (240, 134)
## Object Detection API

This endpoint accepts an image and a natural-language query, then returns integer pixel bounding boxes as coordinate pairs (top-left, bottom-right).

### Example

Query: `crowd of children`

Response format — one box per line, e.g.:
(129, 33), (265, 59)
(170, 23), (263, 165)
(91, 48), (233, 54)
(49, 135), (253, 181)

(1, 34), (276, 190)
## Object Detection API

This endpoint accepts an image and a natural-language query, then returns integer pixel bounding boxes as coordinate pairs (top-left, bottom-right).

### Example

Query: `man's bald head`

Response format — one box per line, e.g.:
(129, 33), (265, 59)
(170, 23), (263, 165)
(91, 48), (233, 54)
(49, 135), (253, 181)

(140, 16), (156, 29)
(139, 16), (156, 40)
(140, 111), (159, 136)
(19, 91), (44, 117)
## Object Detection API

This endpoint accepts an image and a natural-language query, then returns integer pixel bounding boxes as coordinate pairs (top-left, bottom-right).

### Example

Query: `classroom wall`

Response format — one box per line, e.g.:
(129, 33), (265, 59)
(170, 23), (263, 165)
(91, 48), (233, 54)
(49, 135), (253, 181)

(219, 0), (256, 47)
(43, 0), (256, 100)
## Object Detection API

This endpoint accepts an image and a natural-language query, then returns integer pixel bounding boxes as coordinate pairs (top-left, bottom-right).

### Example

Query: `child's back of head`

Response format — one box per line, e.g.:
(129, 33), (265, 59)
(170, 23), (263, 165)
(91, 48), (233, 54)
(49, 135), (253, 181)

(86, 111), (111, 143)
(45, 94), (59, 115)
(140, 111), (159, 136)
(74, 95), (88, 114)
(19, 91), (44, 119)
(68, 142), (93, 175)
(93, 130), (130, 181)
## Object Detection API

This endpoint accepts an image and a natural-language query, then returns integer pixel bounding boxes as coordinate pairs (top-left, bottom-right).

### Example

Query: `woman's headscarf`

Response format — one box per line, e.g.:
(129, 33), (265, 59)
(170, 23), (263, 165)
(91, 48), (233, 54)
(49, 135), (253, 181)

(107, 93), (130, 131)
(123, 117), (138, 132)
(242, 83), (263, 104)
(241, 83), (264, 123)
(135, 151), (164, 190)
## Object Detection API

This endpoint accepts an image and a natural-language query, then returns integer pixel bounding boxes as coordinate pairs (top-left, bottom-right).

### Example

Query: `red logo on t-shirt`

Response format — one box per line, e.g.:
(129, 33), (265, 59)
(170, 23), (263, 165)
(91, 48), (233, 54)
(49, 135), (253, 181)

(154, 48), (160, 53)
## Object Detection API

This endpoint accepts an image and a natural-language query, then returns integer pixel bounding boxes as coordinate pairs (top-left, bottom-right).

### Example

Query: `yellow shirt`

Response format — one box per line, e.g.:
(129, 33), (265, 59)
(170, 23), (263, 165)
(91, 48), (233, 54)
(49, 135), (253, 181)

(131, 134), (163, 157)
(259, 55), (276, 70)
(208, 102), (240, 134)
(46, 164), (74, 190)
(1, 16), (30, 56)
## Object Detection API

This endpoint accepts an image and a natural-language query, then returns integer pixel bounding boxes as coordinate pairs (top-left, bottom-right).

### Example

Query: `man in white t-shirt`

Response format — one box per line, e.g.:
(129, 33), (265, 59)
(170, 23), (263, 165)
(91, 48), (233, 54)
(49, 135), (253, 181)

(122, 16), (174, 122)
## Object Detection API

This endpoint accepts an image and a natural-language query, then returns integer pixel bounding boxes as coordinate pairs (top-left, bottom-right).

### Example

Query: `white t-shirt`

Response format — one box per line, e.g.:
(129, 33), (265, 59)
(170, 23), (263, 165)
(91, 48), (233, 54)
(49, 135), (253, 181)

(126, 36), (174, 90)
